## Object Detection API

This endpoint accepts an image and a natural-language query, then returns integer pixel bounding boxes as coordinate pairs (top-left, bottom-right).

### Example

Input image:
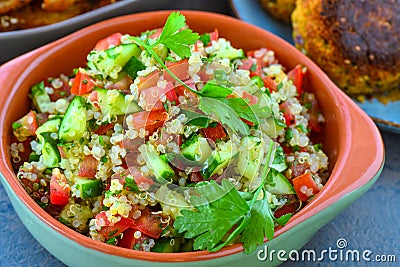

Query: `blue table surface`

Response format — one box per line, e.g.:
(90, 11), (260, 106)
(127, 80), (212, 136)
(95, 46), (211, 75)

(1, 1), (399, 266)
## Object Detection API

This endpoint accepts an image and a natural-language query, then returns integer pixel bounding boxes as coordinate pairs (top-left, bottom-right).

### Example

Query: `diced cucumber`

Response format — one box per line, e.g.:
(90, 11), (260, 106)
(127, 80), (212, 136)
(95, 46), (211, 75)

(151, 237), (182, 253)
(30, 81), (51, 113)
(95, 88), (142, 118)
(155, 184), (191, 220)
(74, 177), (103, 199)
(41, 141), (60, 168)
(270, 145), (287, 172)
(38, 131), (60, 168)
(201, 142), (237, 179)
(265, 169), (295, 195)
(213, 47), (245, 60)
(123, 56), (145, 79)
(89, 43), (142, 79)
(59, 203), (93, 233)
(181, 135), (212, 164)
(264, 116), (286, 138)
(58, 96), (87, 143)
(140, 143), (174, 182)
(36, 118), (61, 143)
(237, 136), (265, 182)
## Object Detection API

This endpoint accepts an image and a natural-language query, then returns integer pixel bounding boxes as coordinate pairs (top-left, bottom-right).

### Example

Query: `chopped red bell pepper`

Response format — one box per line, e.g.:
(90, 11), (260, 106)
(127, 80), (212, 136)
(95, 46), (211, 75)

(202, 123), (227, 142)
(131, 208), (164, 239)
(49, 169), (70, 206)
(292, 172), (320, 202)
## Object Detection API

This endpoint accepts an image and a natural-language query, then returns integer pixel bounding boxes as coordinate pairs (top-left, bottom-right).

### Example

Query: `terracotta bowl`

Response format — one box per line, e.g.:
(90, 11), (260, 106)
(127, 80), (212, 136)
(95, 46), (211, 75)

(0, 11), (384, 267)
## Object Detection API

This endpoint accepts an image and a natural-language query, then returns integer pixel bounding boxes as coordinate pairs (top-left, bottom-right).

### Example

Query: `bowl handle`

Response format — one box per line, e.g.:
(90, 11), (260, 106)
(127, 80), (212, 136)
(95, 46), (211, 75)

(336, 90), (384, 193)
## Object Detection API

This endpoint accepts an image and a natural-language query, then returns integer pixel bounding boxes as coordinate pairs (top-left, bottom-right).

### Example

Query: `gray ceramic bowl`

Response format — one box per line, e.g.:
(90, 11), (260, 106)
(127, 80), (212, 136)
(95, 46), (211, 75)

(0, 0), (174, 64)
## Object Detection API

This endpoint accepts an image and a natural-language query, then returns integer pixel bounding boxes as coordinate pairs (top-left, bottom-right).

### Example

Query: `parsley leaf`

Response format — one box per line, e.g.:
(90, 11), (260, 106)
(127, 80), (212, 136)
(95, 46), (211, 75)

(174, 180), (250, 251)
(240, 198), (274, 254)
(199, 97), (250, 135)
(156, 11), (199, 59)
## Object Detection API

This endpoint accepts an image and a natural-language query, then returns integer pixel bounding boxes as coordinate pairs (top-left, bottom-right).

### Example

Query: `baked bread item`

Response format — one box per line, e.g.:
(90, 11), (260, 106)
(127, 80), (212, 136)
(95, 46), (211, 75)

(260, 0), (295, 23)
(291, 0), (400, 102)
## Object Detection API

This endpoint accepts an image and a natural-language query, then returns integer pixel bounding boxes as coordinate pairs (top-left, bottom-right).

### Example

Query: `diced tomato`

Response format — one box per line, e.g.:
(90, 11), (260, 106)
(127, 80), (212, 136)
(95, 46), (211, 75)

(99, 217), (135, 239)
(190, 171), (204, 182)
(195, 28), (219, 50)
(131, 208), (164, 239)
(49, 169), (70, 206)
(280, 101), (296, 126)
(128, 166), (154, 187)
(12, 110), (38, 142)
(89, 90), (99, 108)
(262, 76), (277, 92)
(287, 65), (305, 97)
(148, 27), (163, 39)
(130, 110), (168, 134)
(302, 93), (322, 132)
(165, 86), (179, 103)
(94, 122), (115, 135)
(289, 162), (311, 179)
(202, 123), (227, 142)
(241, 91), (258, 105)
(44, 78), (71, 102)
(105, 73), (132, 91)
(70, 69), (97, 95)
(140, 86), (167, 111)
(292, 172), (320, 202)
(78, 155), (98, 178)
(137, 60), (189, 91)
(117, 228), (150, 249)
(57, 145), (67, 159)
(274, 203), (296, 218)
(94, 32), (123, 51)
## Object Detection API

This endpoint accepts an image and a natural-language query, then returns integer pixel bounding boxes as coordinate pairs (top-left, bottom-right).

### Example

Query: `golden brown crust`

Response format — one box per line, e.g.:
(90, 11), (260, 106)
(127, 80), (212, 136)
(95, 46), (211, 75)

(0, 0), (32, 15)
(292, 0), (400, 98)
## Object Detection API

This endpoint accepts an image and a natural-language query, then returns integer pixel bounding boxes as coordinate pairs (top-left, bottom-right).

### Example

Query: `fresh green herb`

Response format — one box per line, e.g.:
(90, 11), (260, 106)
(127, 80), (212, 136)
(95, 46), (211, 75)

(199, 97), (250, 135)
(12, 122), (22, 130)
(124, 177), (140, 193)
(174, 141), (290, 254)
(199, 33), (211, 46)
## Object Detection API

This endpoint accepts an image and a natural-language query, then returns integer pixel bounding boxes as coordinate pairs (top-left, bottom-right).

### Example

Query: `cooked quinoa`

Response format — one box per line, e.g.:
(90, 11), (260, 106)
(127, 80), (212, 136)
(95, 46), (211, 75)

(10, 16), (329, 253)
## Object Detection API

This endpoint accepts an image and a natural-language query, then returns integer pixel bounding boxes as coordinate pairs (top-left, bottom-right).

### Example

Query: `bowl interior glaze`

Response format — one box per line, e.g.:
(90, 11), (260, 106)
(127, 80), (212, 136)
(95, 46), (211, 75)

(0, 10), (384, 263)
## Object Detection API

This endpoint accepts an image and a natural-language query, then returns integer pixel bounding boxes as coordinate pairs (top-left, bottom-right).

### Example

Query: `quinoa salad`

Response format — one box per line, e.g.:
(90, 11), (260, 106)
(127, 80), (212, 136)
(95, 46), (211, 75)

(10, 12), (329, 254)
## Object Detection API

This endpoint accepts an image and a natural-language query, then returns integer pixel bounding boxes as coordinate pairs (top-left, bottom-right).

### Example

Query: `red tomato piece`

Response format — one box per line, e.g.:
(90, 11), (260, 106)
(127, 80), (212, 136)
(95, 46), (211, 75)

(148, 27), (163, 39)
(241, 91), (258, 105)
(287, 65), (305, 97)
(140, 86), (167, 111)
(274, 203), (296, 218)
(94, 122), (115, 135)
(130, 110), (168, 134)
(117, 228), (145, 249)
(94, 32), (123, 51)
(12, 110), (38, 142)
(131, 208), (164, 239)
(128, 166), (154, 187)
(262, 76), (277, 92)
(70, 69), (97, 96)
(202, 123), (227, 142)
(280, 101), (296, 126)
(44, 78), (71, 102)
(137, 60), (189, 91)
(49, 169), (70, 206)
(78, 155), (98, 178)
(292, 172), (320, 202)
